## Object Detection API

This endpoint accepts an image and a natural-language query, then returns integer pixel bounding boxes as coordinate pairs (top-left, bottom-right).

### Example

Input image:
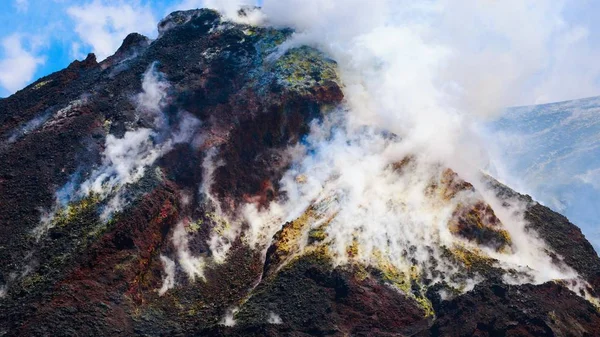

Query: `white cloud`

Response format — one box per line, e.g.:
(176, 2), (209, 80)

(532, 26), (600, 104)
(67, 0), (157, 60)
(0, 34), (45, 94)
(69, 42), (83, 61)
(14, 0), (28, 12)
(577, 168), (600, 189)
(170, 0), (204, 11)
(171, 0), (252, 13)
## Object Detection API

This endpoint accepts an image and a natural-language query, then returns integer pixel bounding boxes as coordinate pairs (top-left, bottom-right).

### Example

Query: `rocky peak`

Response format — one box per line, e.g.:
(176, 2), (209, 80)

(157, 9), (220, 38)
(100, 33), (151, 69)
(68, 53), (99, 70)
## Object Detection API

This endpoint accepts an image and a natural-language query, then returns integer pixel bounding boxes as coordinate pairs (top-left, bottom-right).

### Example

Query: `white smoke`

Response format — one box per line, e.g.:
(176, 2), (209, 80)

(160, 148), (233, 287)
(172, 111), (202, 144)
(80, 128), (161, 196)
(172, 221), (206, 282)
(262, 0), (600, 107)
(475, 189), (578, 283)
(5, 110), (51, 144)
(42, 97), (89, 131)
(76, 64), (174, 218)
(170, 0), (265, 25)
(224, 0), (598, 293)
(243, 113), (576, 288)
(136, 63), (170, 129)
(34, 63), (201, 235)
(267, 312), (282, 324)
(158, 255), (176, 296)
(34, 206), (61, 240)
(220, 307), (238, 327)
(159, 147), (245, 281)
(199, 149), (239, 264)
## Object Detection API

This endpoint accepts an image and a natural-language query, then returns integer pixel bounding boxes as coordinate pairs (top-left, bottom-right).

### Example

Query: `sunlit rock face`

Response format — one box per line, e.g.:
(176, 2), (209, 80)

(0, 8), (599, 337)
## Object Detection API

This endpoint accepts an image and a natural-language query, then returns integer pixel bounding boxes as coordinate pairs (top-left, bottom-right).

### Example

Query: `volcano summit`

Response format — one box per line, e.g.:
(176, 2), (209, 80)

(0, 7), (599, 337)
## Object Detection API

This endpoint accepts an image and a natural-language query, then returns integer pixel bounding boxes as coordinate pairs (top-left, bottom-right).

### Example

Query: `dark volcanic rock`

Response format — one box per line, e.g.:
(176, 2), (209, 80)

(0, 9), (342, 336)
(0, 8), (598, 337)
(230, 253), (432, 337)
(426, 281), (600, 337)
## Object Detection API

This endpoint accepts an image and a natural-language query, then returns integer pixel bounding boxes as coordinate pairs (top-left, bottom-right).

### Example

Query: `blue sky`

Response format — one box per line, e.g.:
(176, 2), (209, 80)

(0, 0), (264, 97)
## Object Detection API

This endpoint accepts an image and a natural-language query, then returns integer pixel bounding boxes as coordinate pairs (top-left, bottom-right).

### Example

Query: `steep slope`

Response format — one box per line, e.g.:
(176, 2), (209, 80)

(0, 9), (598, 337)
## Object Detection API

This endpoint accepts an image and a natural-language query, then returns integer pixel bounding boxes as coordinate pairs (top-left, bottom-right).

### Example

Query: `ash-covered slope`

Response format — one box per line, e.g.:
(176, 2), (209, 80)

(0, 9), (598, 337)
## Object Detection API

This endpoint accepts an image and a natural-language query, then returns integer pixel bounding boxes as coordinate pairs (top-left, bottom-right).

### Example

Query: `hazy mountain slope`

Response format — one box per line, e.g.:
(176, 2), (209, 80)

(0, 9), (598, 337)
(486, 96), (600, 251)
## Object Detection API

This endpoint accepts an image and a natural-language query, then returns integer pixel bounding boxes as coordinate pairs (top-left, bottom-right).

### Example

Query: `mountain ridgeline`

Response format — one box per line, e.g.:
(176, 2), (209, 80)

(0, 9), (599, 336)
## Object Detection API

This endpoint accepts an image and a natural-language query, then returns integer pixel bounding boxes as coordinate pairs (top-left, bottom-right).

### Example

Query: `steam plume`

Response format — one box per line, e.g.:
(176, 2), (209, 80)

(158, 255), (176, 296)
(35, 64), (200, 234)
(231, 0), (599, 295)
